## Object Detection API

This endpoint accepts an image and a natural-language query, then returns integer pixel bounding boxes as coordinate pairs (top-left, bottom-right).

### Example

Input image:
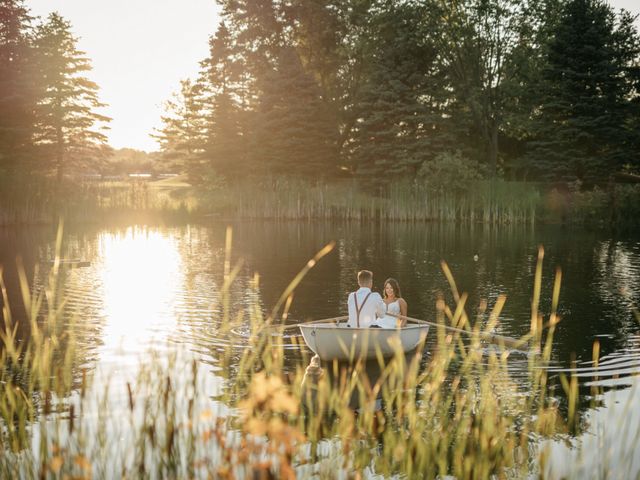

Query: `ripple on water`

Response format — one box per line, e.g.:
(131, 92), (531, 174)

(543, 334), (640, 389)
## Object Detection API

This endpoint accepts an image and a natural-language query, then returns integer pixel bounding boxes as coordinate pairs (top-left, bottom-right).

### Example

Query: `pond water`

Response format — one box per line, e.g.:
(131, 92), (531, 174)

(0, 221), (639, 475)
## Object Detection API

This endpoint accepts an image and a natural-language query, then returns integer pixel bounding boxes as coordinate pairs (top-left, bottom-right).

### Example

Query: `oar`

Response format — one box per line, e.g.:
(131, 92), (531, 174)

(260, 315), (349, 331)
(48, 260), (90, 267)
(392, 314), (523, 349)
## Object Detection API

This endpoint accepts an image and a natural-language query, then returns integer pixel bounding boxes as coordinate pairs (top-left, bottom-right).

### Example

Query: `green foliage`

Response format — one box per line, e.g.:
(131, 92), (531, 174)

(198, 21), (246, 178)
(151, 79), (206, 179)
(565, 185), (610, 227)
(202, 176), (540, 224)
(526, 0), (640, 181)
(32, 13), (111, 180)
(418, 151), (485, 194)
(0, 0), (639, 227)
(422, 0), (549, 176)
(0, 0), (37, 173)
(559, 183), (640, 229)
(252, 47), (339, 177)
(103, 148), (161, 176)
(203, 0), (639, 188)
(613, 185), (640, 229)
(348, 2), (446, 180)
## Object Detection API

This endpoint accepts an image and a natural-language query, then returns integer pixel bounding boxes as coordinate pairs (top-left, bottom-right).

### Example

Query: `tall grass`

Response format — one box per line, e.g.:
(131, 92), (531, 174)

(0, 172), (57, 225)
(385, 180), (539, 224)
(0, 173), (197, 226)
(0, 227), (637, 478)
(208, 178), (541, 224)
(4, 172), (640, 229)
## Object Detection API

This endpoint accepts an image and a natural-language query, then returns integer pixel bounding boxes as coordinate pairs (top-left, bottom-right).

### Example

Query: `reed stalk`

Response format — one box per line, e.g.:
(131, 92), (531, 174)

(0, 227), (637, 478)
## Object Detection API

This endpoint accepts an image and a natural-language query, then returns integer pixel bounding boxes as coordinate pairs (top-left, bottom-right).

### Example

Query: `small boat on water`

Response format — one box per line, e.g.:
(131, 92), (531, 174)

(299, 321), (429, 361)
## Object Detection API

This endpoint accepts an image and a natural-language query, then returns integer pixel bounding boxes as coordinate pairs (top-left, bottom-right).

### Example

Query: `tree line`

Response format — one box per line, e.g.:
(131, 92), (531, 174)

(1, 0), (639, 190)
(154, 0), (640, 187)
(0, 0), (110, 182)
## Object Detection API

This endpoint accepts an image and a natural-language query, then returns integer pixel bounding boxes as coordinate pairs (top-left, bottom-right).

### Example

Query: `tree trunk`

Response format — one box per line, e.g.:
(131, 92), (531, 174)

(56, 125), (64, 182)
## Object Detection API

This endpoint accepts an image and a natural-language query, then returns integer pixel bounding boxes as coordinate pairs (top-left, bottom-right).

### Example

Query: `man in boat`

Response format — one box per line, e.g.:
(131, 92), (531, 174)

(347, 270), (385, 328)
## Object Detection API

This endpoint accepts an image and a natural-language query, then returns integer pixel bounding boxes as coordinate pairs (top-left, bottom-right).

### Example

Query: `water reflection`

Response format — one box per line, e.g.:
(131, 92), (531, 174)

(543, 376), (640, 479)
(97, 228), (182, 362)
(1, 223), (637, 366)
(300, 354), (324, 412)
(546, 333), (640, 388)
(1, 222), (639, 466)
(301, 353), (423, 413)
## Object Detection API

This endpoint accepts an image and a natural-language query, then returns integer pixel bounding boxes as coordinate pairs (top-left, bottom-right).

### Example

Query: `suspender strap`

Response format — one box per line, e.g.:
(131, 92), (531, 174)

(353, 292), (372, 328)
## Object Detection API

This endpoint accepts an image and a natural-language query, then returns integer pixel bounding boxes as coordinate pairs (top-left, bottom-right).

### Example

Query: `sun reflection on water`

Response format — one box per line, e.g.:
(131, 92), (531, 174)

(97, 227), (182, 363)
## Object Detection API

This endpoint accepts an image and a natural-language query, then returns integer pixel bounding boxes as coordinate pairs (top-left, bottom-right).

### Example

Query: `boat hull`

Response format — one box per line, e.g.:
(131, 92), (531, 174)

(299, 323), (429, 361)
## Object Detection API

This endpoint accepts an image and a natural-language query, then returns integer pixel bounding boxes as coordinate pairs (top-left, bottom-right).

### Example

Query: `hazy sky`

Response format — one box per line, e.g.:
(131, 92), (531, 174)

(28, 0), (220, 152)
(27, 0), (639, 152)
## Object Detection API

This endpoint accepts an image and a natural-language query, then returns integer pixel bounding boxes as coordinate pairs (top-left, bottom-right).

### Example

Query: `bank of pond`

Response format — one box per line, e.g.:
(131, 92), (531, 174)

(1, 174), (640, 229)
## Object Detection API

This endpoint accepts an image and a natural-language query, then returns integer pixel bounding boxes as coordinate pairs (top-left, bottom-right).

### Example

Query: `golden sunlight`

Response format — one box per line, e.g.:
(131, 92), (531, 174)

(97, 227), (182, 362)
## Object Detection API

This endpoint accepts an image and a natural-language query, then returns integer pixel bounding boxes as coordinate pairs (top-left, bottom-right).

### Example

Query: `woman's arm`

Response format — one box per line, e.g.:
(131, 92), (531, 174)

(399, 298), (408, 326)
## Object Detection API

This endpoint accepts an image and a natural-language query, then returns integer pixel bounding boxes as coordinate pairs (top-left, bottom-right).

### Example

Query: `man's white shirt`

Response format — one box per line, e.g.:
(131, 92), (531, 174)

(347, 287), (385, 328)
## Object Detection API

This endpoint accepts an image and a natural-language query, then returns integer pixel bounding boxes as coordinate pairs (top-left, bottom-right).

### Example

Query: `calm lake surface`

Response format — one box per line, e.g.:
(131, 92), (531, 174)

(1, 221), (639, 473)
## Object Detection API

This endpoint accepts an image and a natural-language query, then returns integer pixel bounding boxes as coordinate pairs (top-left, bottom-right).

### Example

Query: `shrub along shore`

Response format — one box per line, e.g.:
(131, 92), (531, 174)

(1, 173), (639, 229)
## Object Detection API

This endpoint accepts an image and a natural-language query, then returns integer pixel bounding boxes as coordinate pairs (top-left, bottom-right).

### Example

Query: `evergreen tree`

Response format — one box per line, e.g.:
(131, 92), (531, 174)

(217, 0), (286, 83)
(284, 0), (346, 101)
(527, 0), (640, 181)
(198, 22), (245, 179)
(209, 0), (639, 184)
(348, 2), (450, 181)
(500, 0), (563, 179)
(217, 0), (344, 178)
(0, 0), (35, 173)
(152, 79), (206, 178)
(284, 0), (350, 153)
(252, 46), (338, 177)
(611, 9), (640, 172)
(32, 13), (110, 180)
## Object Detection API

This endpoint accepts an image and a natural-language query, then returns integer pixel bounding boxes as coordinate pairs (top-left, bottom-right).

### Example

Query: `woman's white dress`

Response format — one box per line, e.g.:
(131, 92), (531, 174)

(376, 300), (401, 328)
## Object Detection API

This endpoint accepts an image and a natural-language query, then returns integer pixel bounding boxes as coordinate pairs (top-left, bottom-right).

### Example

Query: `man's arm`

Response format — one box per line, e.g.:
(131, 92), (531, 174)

(374, 293), (385, 318)
(347, 292), (355, 326)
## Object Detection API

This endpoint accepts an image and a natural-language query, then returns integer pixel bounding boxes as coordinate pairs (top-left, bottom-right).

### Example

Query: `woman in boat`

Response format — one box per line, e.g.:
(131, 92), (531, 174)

(375, 278), (408, 328)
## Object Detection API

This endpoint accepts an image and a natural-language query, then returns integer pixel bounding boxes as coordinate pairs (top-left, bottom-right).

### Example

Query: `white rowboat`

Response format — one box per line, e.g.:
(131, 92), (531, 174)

(299, 322), (429, 361)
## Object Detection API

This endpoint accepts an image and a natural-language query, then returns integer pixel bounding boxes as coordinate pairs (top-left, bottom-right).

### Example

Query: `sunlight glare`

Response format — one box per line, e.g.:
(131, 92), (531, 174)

(98, 227), (182, 362)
